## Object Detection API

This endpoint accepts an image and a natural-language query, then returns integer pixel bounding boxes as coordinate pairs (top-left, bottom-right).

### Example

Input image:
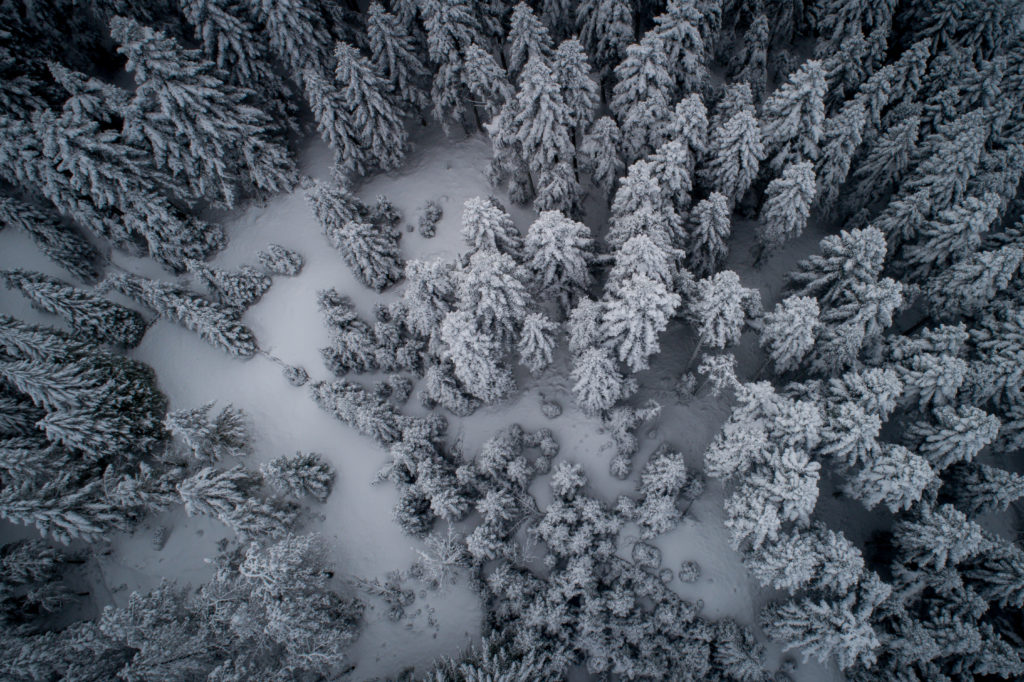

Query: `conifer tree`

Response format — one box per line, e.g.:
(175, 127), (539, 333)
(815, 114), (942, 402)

(689, 271), (761, 351)
(302, 67), (364, 174)
(111, 16), (296, 206)
(730, 13), (769, 100)
(847, 111), (919, 214)
(607, 159), (679, 250)
(652, 0), (709, 93)
(0, 196), (99, 282)
(576, 0), (634, 72)
(579, 116), (623, 199)
(185, 260), (271, 310)
(366, 1), (430, 113)
(460, 44), (513, 120)
(905, 405), (1000, 471)
(31, 110), (223, 271)
(601, 273), (681, 373)
(757, 161), (817, 255)
(164, 402), (250, 461)
(524, 210), (594, 313)
(815, 100), (866, 214)
(460, 197), (523, 256)
(894, 503), (986, 571)
(258, 244), (304, 276)
(688, 192), (730, 277)
(419, 0), (485, 132)
(456, 250), (529, 348)
(761, 296), (819, 373)
(439, 311), (515, 403)
(611, 35), (676, 162)
(1, 270), (146, 347)
(512, 55), (575, 190)
(327, 220), (404, 292)
(101, 272), (256, 357)
(901, 193), (1000, 280)
(333, 41), (408, 171)
(517, 312), (558, 375)
(399, 258), (455, 339)
(507, 3), (552, 82)
(260, 452), (335, 502)
(553, 38), (598, 139)
(964, 539), (1024, 609)
(702, 86), (764, 204)
(846, 444), (934, 512)
(787, 226), (887, 306)
(759, 59), (827, 172)
(244, 0), (332, 74)
(571, 346), (627, 416)
(949, 462), (1024, 516)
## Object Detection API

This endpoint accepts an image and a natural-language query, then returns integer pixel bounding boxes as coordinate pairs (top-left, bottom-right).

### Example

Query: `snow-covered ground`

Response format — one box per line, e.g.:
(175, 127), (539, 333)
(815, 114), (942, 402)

(0, 125), (843, 680)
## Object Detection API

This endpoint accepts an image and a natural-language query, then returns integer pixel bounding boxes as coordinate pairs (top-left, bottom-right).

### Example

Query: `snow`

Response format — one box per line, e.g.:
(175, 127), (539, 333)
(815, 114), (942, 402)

(0, 123), (843, 680)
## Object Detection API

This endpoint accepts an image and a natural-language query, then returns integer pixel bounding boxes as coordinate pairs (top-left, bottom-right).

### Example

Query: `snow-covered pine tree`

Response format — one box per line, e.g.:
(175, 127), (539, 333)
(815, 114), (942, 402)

(185, 260), (271, 310)
(0, 196), (99, 282)
(461, 43), (513, 120)
(524, 210), (594, 314)
(260, 452), (335, 502)
(846, 443), (935, 512)
(439, 311), (515, 403)
(366, 1), (430, 114)
(455, 250), (529, 349)
(243, 0), (332, 74)
(701, 84), (764, 205)
(507, 3), (552, 82)
(652, 0), (709, 93)
(567, 297), (603, 357)
(610, 34), (675, 162)
(258, 244), (304, 276)
(419, 0), (486, 132)
(101, 272), (256, 357)
(327, 220), (403, 292)
(111, 16), (296, 206)
(460, 196), (523, 256)
(576, 0), (634, 73)
(968, 307), (1024, 408)
(398, 258), (455, 340)
(900, 192), (1000, 281)
(333, 41), (407, 171)
(815, 99), (866, 214)
(760, 295), (819, 373)
(579, 116), (624, 200)
(601, 272), (681, 373)
(512, 55), (575, 192)
(553, 38), (598, 139)
(689, 270), (761, 351)
(607, 159), (679, 251)
(759, 59), (827, 172)
(688, 192), (730, 277)
(787, 226), (886, 306)
(31, 110), (223, 271)
(310, 379), (404, 444)
(164, 401), (250, 461)
(301, 67), (363, 173)
(846, 109), (920, 215)
(949, 462), (1024, 516)
(1, 269), (146, 347)
(517, 312), (558, 375)
(963, 537), (1024, 609)
(904, 404), (1000, 471)
(893, 503), (986, 571)
(571, 346), (627, 416)
(729, 13), (769, 101)
(757, 161), (817, 255)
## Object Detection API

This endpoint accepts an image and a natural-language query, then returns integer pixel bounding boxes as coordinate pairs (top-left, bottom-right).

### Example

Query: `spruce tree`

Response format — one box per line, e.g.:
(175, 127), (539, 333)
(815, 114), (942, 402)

(759, 59), (827, 172)
(366, 1), (430, 113)
(524, 210), (594, 313)
(761, 296), (820, 373)
(579, 116), (623, 199)
(111, 16), (297, 206)
(326, 220), (403, 292)
(517, 312), (558, 375)
(847, 110), (920, 215)
(461, 44), (513, 120)
(949, 463), (1024, 516)
(611, 35), (675, 162)
(439, 311), (515, 403)
(420, 0), (485, 132)
(553, 38), (598, 138)
(101, 272), (256, 357)
(507, 3), (552, 82)
(787, 226), (887, 306)
(689, 271), (761, 351)
(815, 100), (866, 214)
(460, 197), (523, 256)
(244, 0), (332, 74)
(455, 250), (529, 349)
(601, 273), (681, 373)
(901, 193), (1000, 281)
(399, 258), (455, 339)
(260, 452), (335, 502)
(333, 41), (408, 171)
(757, 161), (817, 255)
(729, 13), (769, 101)
(846, 444), (934, 512)
(512, 56), (575, 191)
(0, 196), (99, 282)
(1, 269), (146, 347)
(576, 0), (634, 72)
(905, 404), (1000, 471)
(571, 346), (627, 416)
(185, 260), (271, 310)
(302, 67), (363, 174)
(652, 0), (709, 93)
(164, 402), (250, 461)
(702, 85), (764, 204)
(688, 192), (730, 277)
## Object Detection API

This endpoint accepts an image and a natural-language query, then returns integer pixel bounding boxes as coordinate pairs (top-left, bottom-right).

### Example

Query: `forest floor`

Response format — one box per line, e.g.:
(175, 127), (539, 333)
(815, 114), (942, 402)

(0, 125), (844, 680)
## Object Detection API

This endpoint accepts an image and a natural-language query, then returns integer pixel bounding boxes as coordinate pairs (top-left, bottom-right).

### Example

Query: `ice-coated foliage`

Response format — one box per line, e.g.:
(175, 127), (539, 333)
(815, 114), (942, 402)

(1, 269), (146, 347)
(760, 296), (819, 373)
(164, 401), (250, 461)
(260, 451), (335, 502)
(846, 444), (935, 513)
(0, 196), (99, 282)
(439, 311), (515, 404)
(689, 271), (761, 350)
(757, 161), (817, 254)
(601, 273), (681, 373)
(579, 116), (623, 199)
(517, 312), (558, 375)
(257, 243), (304, 276)
(507, 3), (552, 81)
(571, 346), (626, 416)
(611, 35), (675, 162)
(688, 192), (730, 277)
(759, 59), (827, 172)
(460, 196), (522, 256)
(524, 210), (594, 313)
(553, 38), (598, 135)
(366, 1), (430, 113)
(701, 86), (764, 204)
(185, 259), (271, 310)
